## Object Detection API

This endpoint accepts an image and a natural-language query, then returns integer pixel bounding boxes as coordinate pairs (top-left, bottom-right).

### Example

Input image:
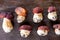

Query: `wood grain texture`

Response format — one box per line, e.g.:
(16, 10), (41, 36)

(0, 0), (60, 40)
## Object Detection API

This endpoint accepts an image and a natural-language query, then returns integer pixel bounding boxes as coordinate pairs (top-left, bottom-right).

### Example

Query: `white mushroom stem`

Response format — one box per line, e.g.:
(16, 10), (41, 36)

(2, 18), (13, 33)
(20, 30), (30, 38)
(55, 28), (60, 35)
(47, 12), (57, 21)
(37, 30), (48, 36)
(33, 13), (43, 23)
(17, 16), (25, 23)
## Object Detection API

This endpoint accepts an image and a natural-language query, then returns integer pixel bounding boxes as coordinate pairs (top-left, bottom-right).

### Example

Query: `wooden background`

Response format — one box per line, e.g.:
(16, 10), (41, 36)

(0, 0), (60, 40)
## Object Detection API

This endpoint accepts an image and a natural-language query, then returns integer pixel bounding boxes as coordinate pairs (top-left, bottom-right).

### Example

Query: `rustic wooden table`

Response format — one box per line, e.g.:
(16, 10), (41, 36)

(0, 0), (60, 40)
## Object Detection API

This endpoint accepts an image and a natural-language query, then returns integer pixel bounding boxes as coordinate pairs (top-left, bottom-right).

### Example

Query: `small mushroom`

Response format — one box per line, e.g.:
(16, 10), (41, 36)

(32, 7), (43, 23)
(53, 24), (60, 35)
(2, 12), (13, 33)
(19, 25), (32, 38)
(15, 7), (26, 23)
(37, 26), (49, 36)
(47, 6), (57, 21)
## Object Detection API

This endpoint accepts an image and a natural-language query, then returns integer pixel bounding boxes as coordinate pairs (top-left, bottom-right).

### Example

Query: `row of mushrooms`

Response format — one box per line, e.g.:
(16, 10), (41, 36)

(15, 6), (57, 24)
(0, 6), (60, 38)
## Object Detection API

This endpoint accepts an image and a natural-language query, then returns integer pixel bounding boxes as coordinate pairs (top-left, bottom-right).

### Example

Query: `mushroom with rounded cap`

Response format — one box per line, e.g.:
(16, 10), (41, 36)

(53, 24), (60, 35)
(19, 25), (32, 38)
(47, 6), (57, 21)
(15, 7), (26, 23)
(37, 26), (49, 36)
(32, 7), (43, 23)
(2, 12), (13, 33)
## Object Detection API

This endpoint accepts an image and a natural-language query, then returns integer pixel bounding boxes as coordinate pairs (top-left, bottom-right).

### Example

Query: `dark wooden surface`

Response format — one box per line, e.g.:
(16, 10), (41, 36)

(0, 0), (60, 40)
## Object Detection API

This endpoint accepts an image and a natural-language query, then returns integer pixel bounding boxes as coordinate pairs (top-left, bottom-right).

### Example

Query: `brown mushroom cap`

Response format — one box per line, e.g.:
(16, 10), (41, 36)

(38, 26), (49, 31)
(53, 24), (60, 29)
(15, 7), (26, 16)
(5, 12), (13, 20)
(19, 25), (32, 31)
(48, 6), (56, 13)
(33, 7), (43, 13)
(0, 12), (13, 20)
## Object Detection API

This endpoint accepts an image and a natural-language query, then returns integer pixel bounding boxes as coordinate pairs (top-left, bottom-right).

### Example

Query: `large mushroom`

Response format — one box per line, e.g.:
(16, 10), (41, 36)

(37, 26), (49, 36)
(32, 7), (43, 23)
(19, 25), (32, 38)
(53, 24), (60, 35)
(15, 7), (26, 23)
(2, 12), (13, 33)
(47, 6), (57, 21)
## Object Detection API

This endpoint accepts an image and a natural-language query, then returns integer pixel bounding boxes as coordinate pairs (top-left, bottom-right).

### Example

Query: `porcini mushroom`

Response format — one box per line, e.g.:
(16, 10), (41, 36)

(32, 7), (43, 23)
(19, 25), (32, 38)
(37, 26), (49, 36)
(2, 12), (13, 33)
(53, 24), (60, 35)
(15, 7), (26, 23)
(47, 6), (57, 21)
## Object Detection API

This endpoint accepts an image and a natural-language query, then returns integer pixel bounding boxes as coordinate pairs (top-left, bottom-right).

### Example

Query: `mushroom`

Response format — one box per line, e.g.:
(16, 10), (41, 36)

(2, 12), (13, 33)
(37, 26), (49, 36)
(53, 24), (60, 35)
(19, 25), (32, 38)
(15, 7), (26, 23)
(47, 6), (57, 21)
(32, 7), (43, 23)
